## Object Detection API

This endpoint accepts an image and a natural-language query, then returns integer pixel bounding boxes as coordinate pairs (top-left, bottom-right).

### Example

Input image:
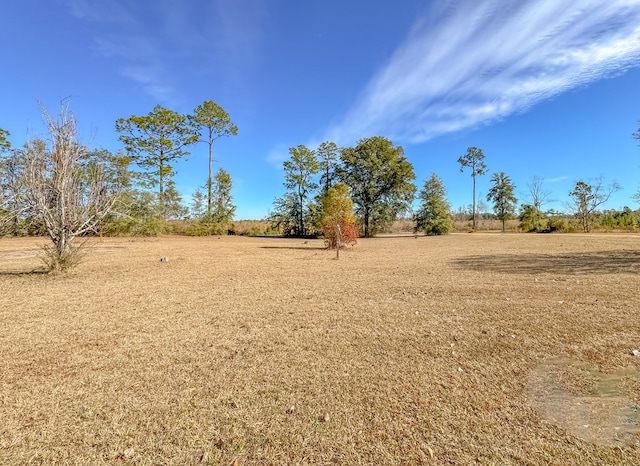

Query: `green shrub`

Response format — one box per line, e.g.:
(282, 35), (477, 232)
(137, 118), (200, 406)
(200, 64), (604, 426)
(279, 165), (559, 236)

(185, 220), (227, 236)
(547, 216), (577, 233)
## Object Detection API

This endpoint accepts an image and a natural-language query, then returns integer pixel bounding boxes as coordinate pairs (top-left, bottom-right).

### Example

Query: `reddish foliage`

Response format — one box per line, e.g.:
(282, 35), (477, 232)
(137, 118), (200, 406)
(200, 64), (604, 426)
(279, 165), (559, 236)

(323, 220), (358, 249)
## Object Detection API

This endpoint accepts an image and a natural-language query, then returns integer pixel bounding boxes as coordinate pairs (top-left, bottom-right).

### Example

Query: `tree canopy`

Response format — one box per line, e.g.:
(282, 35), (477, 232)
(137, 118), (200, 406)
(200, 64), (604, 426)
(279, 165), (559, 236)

(339, 136), (415, 237)
(283, 144), (320, 236)
(414, 173), (454, 235)
(569, 178), (620, 232)
(115, 105), (198, 219)
(458, 147), (487, 230)
(189, 101), (238, 219)
(317, 141), (340, 195)
(321, 183), (358, 252)
(487, 171), (517, 231)
(0, 128), (10, 152)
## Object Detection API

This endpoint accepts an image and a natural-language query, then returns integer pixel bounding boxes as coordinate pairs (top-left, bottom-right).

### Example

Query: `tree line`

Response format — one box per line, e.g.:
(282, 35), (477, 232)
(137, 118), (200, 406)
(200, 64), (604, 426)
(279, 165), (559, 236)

(0, 101), (639, 271)
(271, 140), (635, 237)
(0, 101), (239, 235)
(0, 100), (239, 270)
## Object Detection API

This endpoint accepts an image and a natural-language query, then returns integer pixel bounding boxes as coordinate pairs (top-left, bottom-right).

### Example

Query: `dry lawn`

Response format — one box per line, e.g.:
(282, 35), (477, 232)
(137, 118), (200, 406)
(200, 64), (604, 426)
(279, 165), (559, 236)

(1, 233), (640, 465)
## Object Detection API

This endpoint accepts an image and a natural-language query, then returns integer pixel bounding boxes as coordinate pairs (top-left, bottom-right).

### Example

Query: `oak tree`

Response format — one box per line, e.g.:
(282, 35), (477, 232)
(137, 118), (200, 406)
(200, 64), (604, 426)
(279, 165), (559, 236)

(339, 136), (415, 237)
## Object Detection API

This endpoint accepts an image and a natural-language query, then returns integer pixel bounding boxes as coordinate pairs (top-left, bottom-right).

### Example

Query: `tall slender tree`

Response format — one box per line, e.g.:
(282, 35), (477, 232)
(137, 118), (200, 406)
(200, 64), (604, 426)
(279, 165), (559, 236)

(487, 172), (517, 232)
(0, 128), (10, 152)
(0, 128), (19, 234)
(634, 120), (640, 202)
(283, 144), (320, 236)
(116, 105), (197, 219)
(457, 147), (487, 230)
(189, 101), (238, 219)
(317, 141), (340, 195)
(211, 168), (235, 227)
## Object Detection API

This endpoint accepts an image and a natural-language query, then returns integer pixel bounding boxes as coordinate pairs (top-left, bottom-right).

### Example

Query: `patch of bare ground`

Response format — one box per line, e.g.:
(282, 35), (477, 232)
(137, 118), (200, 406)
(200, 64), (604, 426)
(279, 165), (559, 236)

(1, 233), (639, 465)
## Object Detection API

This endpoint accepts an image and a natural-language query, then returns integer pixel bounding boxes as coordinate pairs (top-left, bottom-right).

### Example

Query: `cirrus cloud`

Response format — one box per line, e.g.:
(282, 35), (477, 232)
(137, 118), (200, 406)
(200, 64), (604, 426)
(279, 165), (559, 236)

(327, 0), (640, 145)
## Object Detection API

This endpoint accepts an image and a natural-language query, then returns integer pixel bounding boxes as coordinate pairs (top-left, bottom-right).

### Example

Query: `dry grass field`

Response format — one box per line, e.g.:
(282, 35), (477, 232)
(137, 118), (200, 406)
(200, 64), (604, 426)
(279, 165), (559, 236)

(1, 233), (640, 465)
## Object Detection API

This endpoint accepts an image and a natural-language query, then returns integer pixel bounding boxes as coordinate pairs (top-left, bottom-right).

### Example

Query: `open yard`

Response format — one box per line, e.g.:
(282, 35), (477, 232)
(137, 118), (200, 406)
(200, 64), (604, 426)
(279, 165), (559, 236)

(1, 233), (640, 465)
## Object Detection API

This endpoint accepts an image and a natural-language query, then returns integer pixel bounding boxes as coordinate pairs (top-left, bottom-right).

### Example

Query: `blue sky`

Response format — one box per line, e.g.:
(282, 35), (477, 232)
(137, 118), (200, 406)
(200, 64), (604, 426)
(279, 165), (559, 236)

(3, 0), (640, 219)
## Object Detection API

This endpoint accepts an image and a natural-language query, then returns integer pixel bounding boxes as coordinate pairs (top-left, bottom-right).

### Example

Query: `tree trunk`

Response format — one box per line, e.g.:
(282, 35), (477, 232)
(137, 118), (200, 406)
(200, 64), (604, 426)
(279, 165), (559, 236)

(364, 209), (370, 237)
(472, 173), (476, 230)
(207, 129), (213, 218)
(298, 190), (304, 237)
(159, 159), (165, 220)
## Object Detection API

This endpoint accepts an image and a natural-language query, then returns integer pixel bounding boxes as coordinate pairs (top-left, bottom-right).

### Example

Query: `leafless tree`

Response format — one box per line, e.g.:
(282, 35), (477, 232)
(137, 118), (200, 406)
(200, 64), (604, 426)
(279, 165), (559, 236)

(0, 149), (30, 235)
(526, 176), (554, 212)
(568, 176), (620, 233)
(18, 101), (119, 271)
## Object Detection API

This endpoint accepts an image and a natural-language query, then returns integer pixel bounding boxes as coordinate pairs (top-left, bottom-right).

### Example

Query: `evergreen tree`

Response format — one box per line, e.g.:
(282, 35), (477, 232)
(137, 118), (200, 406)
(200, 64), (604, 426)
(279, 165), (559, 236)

(339, 136), (415, 237)
(282, 144), (320, 236)
(414, 173), (454, 235)
(487, 172), (517, 232)
(116, 105), (197, 219)
(210, 168), (235, 226)
(457, 147), (487, 230)
(189, 101), (238, 218)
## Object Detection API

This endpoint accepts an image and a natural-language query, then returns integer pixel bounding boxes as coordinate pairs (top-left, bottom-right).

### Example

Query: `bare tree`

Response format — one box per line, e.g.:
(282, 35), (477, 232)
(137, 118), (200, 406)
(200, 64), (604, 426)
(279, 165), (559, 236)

(568, 177), (620, 233)
(18, 101), (119, 271)
(0, 147), (31, 235)
(527, 176), (553, 212)
(0, 128), (17, 232)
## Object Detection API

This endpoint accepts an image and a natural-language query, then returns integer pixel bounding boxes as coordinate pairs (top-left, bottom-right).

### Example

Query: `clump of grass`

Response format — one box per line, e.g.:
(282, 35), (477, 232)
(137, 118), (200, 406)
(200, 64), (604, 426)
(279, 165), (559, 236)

(39, 239), (88, 272)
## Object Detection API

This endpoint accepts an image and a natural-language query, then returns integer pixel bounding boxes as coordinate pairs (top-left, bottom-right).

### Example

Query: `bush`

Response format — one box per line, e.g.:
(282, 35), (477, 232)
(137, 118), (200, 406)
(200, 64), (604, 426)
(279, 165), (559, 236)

(185, 220), (227, 236)
(519, 205), (547, 232)
(102, 215), (167, 236)
(322, 184), (358, 249)
(546, 216), (577, 233)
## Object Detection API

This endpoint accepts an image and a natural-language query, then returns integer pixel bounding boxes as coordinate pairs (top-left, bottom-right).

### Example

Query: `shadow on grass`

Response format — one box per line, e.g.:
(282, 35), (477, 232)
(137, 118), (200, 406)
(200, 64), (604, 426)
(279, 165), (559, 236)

(260, 246), (327, 251)
(453, 250), (640, 275)
(0, 268), (49, 276)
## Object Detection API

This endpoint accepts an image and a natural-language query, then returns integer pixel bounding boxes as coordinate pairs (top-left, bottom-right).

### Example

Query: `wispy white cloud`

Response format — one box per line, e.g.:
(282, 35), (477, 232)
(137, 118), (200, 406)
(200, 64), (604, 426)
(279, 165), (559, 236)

(65, 0), (133, 24)
(62, 0), (267, 104)
(327, 0), (640, 145)
(266, 143), (290, 169)
(545, 176), (569, 184)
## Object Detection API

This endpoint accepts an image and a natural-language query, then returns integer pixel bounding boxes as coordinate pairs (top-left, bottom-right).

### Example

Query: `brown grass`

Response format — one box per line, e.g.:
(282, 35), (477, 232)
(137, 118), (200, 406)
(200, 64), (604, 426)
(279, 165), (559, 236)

(1, 233), (640, 465)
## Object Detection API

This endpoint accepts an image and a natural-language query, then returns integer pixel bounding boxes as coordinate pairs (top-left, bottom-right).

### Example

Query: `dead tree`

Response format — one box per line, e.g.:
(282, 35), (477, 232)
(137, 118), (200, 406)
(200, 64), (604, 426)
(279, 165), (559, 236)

(20, 101), (119, 271)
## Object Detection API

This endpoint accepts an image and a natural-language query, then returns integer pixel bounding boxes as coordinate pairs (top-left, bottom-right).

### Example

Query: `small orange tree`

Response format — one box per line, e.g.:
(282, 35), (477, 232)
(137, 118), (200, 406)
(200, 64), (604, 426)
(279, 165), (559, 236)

(322, 183), (358, 250)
